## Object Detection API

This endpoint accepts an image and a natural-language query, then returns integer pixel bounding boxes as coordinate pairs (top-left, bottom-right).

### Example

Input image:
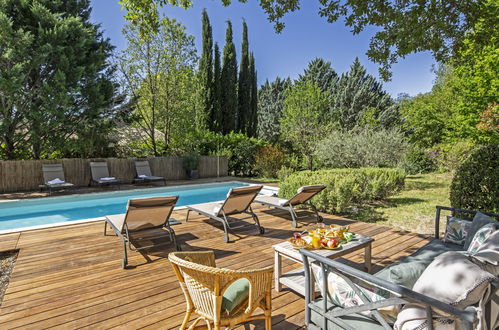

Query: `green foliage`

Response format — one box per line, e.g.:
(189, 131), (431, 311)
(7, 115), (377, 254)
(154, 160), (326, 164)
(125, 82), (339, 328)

(237, 21), (251, 134)
(281, 81), (329, 170)
(254, 145), (285, 178)
(199, 9), (214, 130)
(190, 130), (267, 176)
(297, 58), (337, 93)
(212, 43), (223, 132)
(138, 0), (499, 80)
(432, 140), (477, 173)
(399, 146), (437, 175)
(331, 58), (398, 130)
(315, 128), (407, 169)
(0, 0), (122, 159)
(280, 168), (406, 213)
(220, 21), (238, 134)
(257, 77), (291, 143)
(248, 53), (258, 137)
(119, 17), (200, 156)
(183, 151), (201, 170)
(450, 144), (499, 213)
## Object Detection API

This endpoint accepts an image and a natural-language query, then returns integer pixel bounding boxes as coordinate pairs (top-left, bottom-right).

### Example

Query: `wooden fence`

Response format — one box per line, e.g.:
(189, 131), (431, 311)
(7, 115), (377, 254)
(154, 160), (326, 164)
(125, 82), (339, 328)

(0, 156), (228, 193)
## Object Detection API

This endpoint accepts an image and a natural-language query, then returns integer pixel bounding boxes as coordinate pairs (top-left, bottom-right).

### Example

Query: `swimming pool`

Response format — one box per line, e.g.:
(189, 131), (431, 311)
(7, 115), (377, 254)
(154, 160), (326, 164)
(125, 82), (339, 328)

(0, 181), (277, 233)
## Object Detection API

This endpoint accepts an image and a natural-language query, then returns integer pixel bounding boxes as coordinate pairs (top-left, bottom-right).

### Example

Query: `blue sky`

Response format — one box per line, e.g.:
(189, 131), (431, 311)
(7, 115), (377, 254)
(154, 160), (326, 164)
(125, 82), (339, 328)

(90, 0), (436, 97)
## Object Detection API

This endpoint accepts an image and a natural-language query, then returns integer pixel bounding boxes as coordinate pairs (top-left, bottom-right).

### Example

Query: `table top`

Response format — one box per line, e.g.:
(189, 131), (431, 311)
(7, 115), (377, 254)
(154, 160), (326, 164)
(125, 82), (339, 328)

(272, 233), (373, 261)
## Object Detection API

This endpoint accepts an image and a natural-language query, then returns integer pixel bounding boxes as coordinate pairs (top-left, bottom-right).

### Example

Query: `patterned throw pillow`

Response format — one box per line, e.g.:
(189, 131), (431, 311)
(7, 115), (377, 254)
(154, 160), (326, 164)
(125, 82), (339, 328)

(467, 223), (497, 254)
(442, 216), (472, 246)
(311, 263), (397, 322)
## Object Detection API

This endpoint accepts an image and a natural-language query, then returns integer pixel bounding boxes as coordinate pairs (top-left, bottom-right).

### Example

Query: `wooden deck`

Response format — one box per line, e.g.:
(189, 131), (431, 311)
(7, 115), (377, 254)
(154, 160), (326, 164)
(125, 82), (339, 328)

(0, 205), (432, 329)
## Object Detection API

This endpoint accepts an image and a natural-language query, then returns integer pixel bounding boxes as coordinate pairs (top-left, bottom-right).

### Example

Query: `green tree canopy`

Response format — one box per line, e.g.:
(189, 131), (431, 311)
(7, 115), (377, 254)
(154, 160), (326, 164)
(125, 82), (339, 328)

(120, 0), (498, 80)
(220, 21), (238, 134)
(199, 9), (214, 130)
(281, 81), (329, 170)
(237, 21), (251, 134)
(119, 17), (200, 156)
(257, 77), (292, 143)
(297, 58), (337, 93)
(0, 0), (122, 159)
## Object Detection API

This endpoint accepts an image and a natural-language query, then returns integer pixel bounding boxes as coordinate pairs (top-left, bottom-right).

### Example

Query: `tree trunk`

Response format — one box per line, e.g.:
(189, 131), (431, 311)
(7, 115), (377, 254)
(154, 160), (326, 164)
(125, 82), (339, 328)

(307, 155), (313, 171)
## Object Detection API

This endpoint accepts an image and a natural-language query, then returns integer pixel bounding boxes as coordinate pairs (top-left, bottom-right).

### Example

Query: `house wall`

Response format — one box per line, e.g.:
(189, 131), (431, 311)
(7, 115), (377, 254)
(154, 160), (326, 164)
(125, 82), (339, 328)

(0, 156), (228, 192)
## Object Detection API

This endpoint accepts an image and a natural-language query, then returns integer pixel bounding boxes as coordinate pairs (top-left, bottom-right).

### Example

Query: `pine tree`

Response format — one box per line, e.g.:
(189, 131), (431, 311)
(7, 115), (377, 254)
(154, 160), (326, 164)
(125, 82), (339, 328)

(212, 42), (223, 133)
(257, 77), (292, 142)
(237, 21), (250, 133)
(331, 57), (395, 130)
(297, 58), (337, 93)
(248, 53), (258, 137)
(220, 21), (238, 134)
(199, 9), (214, 129)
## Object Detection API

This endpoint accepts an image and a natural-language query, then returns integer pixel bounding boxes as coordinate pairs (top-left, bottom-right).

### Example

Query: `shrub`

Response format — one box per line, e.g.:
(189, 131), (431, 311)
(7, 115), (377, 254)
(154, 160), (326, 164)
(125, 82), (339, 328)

(315, 128), (407, 169)
(183, 151), (201, 170)
(277, 166), (294, 182)
(254, 145), (285, 178)
(280, 168), (406, 213)
(450, 144), (499, 212)
(432, 140), (476, 172)
(399, 145), (437, 174)
(191, 130), (267, 177)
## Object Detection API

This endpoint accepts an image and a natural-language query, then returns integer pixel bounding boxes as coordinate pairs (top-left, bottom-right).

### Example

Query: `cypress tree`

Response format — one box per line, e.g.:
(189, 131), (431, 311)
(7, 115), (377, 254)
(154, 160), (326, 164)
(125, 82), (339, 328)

(297, 58), (337, 93)
(199, 9), (214, 129)
(212, 42), (222, 133)
(237, 21), (250, 133)
(248, 53), (258, 137)
(220, 21), (238, 134)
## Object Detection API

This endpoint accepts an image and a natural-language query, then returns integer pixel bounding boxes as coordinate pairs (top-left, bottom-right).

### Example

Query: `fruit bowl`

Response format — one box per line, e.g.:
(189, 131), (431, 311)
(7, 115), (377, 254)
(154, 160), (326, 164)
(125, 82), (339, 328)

(322, 242), (342, 250)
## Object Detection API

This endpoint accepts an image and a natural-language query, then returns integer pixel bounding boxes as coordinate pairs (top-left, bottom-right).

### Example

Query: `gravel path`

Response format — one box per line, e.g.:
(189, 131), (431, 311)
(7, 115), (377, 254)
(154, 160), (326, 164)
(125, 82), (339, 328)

(0, 250), (18, 307)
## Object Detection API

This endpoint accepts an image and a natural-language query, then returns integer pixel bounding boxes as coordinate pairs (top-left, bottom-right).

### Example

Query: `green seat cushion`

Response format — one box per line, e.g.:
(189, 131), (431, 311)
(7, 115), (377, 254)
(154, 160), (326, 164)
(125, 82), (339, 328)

(374, 239), (464, 289)
(221, 278), (250, 313)
(310, 299), (385, 330)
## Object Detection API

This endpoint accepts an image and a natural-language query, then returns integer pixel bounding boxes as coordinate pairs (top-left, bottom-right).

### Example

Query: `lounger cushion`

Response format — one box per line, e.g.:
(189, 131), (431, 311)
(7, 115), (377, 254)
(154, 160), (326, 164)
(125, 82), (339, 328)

(464, 212), (495, 250)
(106, 214), (126, 233)
(221, 278), (250, 313)
(310, 299), (385, 330)
(254, 195), (289, 207)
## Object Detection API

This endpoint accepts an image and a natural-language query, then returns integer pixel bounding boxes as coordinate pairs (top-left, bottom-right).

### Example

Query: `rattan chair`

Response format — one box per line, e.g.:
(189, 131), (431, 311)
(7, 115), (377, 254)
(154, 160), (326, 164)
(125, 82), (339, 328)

(169, 251), (273, 329)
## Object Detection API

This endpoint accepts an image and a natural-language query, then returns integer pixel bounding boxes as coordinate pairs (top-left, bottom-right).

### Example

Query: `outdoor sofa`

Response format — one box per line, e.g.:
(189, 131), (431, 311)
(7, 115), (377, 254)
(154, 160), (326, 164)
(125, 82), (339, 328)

(301, 205), (499, 329)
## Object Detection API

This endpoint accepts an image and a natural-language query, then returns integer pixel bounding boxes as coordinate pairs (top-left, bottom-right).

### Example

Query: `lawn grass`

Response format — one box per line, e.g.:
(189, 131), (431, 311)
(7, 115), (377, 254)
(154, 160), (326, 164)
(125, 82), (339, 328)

(347, 172), (453, 235)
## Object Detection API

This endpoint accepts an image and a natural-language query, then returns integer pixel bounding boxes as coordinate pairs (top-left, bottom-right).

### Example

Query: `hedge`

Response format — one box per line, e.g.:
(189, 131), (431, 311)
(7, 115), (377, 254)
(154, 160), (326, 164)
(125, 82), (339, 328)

(450, 144), (499, 213)
(279, 168), (406, 213)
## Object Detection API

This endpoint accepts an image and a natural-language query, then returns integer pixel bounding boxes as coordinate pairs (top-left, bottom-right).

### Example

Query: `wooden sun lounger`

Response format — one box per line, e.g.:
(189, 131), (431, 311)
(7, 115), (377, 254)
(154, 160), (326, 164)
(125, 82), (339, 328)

(254, 184), (326, 228)
(185, 185), (264, 243)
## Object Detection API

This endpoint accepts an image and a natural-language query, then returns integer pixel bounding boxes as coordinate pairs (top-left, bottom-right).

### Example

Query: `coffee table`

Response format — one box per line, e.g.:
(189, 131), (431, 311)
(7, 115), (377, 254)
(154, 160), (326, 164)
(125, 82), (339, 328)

(272, 233), (373, 297)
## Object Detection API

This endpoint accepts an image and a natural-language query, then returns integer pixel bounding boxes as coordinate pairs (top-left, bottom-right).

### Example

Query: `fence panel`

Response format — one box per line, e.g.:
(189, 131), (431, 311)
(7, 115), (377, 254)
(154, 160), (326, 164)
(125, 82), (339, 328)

(0, 156), (228, 193)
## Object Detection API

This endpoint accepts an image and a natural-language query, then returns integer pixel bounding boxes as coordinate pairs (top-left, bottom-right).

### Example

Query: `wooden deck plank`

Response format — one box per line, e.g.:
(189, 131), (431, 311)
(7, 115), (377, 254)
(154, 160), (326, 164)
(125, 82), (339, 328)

(0, 205), (432, 329)
(0, 233), (20, 252)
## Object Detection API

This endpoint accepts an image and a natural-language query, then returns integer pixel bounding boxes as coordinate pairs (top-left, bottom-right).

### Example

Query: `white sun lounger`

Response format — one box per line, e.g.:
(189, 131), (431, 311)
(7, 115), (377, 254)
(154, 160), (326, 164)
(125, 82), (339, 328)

(185, 185), (264, 243)
(254, 184), (326, 228)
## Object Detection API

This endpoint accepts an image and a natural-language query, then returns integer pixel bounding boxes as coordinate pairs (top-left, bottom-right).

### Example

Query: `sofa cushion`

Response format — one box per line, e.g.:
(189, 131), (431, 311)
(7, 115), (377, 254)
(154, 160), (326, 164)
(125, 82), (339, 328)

(412, 251), (495, 309)
(221, 278), (249, 313)
(374, 239), (463, 289)
(443, 216), (472, 246)
(310, 298), (386, 330)
(469, 229), (499, 276)
(394, 304), (459, 330)
(464, 212), (496, 250)
(467, 223), (497, 254)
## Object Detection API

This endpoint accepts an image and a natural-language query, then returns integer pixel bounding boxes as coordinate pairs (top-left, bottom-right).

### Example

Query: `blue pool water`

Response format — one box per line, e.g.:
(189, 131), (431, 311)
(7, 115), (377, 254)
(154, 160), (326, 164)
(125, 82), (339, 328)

(0, 182), (251, 231)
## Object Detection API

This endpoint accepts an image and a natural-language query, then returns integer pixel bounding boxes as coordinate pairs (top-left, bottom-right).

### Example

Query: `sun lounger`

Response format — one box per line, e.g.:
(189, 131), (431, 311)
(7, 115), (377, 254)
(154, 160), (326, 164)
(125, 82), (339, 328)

(90, 161), (121, 186)
(104, 196), (180, 268)
(185, 185), (264, 243)
(254, 184), (326, 228)
(133, 160), (166, 185)
(40, 164), (75, 194)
